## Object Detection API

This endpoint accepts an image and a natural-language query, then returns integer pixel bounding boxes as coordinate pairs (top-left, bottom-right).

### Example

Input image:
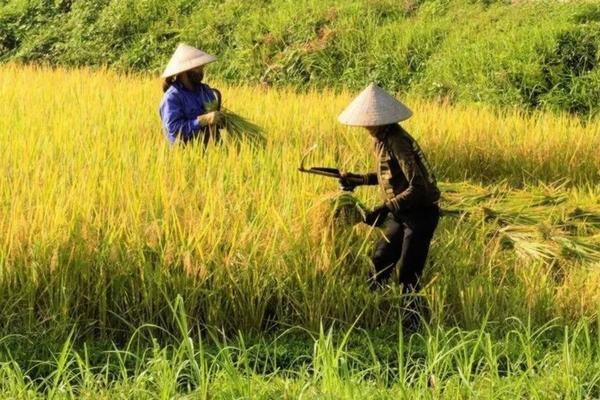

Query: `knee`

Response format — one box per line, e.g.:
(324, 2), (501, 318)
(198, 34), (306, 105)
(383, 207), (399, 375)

(372, 249), (397, 269)
(371, 252), (387, 267)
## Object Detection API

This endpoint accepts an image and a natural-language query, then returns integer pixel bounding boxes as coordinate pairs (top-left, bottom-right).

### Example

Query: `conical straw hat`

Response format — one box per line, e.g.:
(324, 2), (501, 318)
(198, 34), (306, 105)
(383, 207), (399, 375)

(161, 43), (217, 78)
(338, 83), (412, 126)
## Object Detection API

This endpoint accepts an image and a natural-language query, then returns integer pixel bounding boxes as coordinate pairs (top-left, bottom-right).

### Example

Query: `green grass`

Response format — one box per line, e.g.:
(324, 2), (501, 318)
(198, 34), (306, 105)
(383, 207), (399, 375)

(3, 305), (600, 398)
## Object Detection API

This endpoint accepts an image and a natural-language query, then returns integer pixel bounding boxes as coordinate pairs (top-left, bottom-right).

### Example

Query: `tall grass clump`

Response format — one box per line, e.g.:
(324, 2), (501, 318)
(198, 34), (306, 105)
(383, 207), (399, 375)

(3, 306), (600, 398)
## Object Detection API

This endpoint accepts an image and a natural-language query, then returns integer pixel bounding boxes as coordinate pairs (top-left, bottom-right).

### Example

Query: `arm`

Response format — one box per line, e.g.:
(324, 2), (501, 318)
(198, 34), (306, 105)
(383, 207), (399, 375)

(384, 138), (428, 213)
(159, 95), (202, 143)
(339, 171), (378, 189)
(364, 173), (378, 185)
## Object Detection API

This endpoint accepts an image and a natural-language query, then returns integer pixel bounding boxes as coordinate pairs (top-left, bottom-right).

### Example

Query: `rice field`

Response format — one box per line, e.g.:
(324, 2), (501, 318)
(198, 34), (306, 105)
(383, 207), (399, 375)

(1, 64), (599, 398)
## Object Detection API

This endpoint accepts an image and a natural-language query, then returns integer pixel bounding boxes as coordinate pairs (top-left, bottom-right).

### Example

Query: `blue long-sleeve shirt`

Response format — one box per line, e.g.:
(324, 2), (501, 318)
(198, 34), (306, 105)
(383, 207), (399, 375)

(159, 82), (217, 144)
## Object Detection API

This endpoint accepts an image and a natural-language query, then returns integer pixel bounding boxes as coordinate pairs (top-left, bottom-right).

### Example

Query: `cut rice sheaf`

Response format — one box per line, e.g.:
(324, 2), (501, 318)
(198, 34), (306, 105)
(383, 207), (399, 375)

(205, 100), (266, 144)
(308, 191), (367, 242)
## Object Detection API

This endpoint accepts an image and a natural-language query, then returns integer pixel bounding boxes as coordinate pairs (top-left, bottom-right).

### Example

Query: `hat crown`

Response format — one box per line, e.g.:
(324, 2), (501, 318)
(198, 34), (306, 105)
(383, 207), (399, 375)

(171, 44), (207, 62)
(161, 43), (217, 78)
(338, 83), (412, 126)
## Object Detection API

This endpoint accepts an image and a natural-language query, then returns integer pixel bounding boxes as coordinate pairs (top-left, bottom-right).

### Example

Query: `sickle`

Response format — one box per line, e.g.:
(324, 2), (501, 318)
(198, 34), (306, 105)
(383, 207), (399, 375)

(299, 144), (318, 172)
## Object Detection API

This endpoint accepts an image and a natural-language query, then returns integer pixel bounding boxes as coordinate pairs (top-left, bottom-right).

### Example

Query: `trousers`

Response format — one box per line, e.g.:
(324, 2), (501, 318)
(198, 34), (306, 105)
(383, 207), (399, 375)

(370, 205), (440, 291)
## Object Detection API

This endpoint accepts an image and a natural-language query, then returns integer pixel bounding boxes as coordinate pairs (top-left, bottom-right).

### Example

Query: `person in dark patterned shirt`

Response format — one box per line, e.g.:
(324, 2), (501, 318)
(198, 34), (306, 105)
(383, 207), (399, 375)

(338, 83), (441, 304)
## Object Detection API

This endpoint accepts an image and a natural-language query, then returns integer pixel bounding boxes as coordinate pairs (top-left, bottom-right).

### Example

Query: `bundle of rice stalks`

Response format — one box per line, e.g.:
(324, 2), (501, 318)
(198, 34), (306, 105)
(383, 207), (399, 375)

(563, 208), (600, 234)
(307, 191), (369, 273)
(309, 192), (367, 236)
(440, 182), (570, 222)
(495, 225), (559, 262)
(493, 223), (600, 264)
(439, 182), (505, 217)
(205, 100), (265, 144)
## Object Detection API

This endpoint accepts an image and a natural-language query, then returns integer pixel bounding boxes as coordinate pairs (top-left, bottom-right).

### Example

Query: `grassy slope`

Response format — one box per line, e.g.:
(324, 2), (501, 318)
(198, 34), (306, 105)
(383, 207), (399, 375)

(1, 0), (600, 114)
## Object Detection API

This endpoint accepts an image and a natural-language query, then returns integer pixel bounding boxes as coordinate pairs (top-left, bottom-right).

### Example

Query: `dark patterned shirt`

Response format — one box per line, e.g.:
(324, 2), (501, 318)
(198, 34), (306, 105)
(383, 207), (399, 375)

(366, 124), (440, 214)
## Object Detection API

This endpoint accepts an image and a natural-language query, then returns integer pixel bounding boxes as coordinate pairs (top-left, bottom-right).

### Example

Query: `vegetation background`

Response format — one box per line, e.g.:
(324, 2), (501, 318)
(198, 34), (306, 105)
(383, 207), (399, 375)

(1, 0), (600, 115)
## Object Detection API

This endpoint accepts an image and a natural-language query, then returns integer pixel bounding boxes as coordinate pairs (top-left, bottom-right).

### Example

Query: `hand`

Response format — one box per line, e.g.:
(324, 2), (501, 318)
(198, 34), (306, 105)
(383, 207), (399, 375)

(338, 172), (365, 190)
(198, 111), (224, 127)
(364, 203), (390, 227)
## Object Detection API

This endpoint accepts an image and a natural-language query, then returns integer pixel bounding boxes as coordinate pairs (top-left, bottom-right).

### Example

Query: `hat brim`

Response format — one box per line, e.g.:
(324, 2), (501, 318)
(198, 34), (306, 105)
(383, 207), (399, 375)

(338, 110), (412, 126)
(337, 83), (413, 127)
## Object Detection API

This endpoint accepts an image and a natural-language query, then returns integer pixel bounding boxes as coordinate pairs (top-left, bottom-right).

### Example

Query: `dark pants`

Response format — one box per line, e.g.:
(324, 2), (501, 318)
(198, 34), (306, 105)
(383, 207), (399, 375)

(370, 205), (440, 291)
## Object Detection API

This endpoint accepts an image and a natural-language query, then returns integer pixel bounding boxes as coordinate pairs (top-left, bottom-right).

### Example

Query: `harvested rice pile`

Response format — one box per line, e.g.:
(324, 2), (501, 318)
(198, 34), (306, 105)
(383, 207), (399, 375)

(440, 182), (600, 265)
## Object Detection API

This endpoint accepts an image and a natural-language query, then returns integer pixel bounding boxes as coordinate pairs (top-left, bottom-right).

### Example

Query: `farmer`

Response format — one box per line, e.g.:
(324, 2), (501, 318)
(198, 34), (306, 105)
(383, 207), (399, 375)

(159, 43), (223, 145)
(338, 83), (440, 296)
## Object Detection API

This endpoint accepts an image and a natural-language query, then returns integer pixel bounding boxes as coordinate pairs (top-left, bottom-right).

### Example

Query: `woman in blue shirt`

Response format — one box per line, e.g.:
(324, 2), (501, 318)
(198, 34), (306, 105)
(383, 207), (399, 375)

(159, 43), (224, 145)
